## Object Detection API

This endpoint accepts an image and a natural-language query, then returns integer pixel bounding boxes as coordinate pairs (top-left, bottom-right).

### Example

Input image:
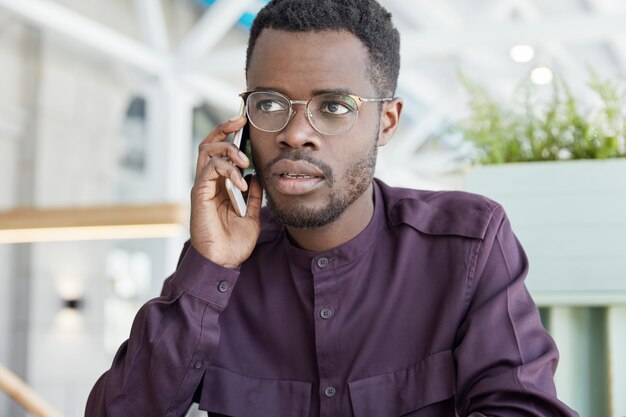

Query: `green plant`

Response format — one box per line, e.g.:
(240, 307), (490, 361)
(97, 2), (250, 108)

(449, 72), (626, 164)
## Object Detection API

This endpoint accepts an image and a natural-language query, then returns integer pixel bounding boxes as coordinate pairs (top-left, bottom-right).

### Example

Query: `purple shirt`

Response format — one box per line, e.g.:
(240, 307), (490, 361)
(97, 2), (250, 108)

(86, 179), (578, 417)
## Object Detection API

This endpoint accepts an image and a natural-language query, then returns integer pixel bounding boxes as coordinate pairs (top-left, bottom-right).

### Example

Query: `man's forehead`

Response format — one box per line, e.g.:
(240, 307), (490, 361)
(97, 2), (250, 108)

(246, 29), (373, 96)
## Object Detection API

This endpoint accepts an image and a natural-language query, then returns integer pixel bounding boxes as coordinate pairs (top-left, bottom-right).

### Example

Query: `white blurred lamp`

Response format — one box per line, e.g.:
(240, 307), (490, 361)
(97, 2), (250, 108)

(530, 66), (554, 85)
(510, 45), (535, 63)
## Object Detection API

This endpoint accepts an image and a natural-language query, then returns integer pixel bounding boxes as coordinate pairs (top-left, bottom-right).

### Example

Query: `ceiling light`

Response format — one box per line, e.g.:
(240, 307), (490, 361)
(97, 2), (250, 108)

(510, 45), (535, 63)
(530, 66), (553, 85)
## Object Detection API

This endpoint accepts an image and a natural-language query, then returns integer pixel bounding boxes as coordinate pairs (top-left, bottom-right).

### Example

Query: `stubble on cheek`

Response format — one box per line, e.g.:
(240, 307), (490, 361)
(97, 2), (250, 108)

(253, 140), (378, 229)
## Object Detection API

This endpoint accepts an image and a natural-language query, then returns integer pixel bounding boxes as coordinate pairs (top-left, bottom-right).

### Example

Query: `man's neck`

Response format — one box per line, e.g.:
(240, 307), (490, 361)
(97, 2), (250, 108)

(285, 183), (375, 252)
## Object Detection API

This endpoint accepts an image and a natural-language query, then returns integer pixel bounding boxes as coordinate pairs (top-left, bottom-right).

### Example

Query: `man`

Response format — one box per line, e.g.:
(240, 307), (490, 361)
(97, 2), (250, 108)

(87, 1), (578, 416)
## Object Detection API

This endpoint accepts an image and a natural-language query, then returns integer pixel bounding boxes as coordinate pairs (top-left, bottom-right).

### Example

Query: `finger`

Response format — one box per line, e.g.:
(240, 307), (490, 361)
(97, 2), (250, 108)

(197, 157), (248, 192)
(199, 116), (247, 146)
(195, 141), (250, 179)
(245, 176), (264, 221)
(199, 142), (250, 167)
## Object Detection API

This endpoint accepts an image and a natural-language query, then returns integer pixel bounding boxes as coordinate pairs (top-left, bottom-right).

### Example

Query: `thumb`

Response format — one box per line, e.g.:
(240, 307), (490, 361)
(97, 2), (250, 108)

(245, 176), (264, 221)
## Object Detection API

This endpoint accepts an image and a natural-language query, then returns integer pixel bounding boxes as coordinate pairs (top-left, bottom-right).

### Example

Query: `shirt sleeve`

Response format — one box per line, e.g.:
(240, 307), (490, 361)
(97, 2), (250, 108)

(85, 241), (240, 417)
(454, 206), (579, 417)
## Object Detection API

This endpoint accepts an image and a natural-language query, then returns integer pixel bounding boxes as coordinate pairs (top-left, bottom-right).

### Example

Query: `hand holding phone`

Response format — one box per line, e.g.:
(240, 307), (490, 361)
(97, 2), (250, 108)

(189, 103), (262, 269)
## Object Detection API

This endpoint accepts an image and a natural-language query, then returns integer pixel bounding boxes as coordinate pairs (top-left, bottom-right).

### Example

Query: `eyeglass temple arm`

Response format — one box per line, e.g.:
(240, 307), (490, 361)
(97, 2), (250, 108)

(356, 96), (396, 103)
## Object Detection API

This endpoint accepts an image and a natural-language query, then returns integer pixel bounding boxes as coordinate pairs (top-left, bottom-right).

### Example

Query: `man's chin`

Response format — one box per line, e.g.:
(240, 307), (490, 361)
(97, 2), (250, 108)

(266, 197), (345, 229)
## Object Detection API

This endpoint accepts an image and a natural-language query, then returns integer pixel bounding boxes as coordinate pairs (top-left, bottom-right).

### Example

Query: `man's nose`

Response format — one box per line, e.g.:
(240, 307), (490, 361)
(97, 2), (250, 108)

(275, 107), (322, 150)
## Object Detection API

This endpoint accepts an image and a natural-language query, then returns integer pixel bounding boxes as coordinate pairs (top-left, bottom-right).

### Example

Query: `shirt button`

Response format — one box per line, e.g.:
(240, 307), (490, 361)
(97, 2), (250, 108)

(324, 386), (336, 398)
(194, 360), (203, 369)
(317, 257), (329, 268)
(217, 280), (230, 293)
(320, 307), (333, 320)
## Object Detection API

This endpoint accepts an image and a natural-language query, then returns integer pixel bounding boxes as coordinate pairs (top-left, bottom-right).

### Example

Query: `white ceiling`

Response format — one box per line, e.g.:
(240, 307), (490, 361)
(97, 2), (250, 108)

(1, 0), (625, 189)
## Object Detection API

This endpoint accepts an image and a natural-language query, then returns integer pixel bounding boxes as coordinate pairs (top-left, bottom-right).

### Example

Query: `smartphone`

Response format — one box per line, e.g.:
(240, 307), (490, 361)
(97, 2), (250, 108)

(225, 102), (255, 217)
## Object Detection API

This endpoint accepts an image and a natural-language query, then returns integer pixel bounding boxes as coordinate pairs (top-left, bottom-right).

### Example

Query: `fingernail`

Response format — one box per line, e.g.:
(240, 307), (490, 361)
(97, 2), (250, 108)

(229, 115), (242, 122)
(239, 151), (249, 162)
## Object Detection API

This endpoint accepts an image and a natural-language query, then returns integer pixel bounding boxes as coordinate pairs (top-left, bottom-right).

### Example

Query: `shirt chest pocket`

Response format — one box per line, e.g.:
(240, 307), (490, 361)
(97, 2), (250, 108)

(199, 366), (312, 417)
(348, 350), (456, 417)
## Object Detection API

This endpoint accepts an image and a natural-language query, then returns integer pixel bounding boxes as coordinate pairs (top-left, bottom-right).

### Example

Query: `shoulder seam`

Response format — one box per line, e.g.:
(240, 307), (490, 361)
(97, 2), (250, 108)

(464, 203), (501, 308)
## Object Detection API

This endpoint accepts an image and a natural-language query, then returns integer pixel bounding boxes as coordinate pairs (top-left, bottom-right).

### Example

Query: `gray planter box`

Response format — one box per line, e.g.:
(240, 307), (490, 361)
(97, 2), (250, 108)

(465, 159), (626, 305)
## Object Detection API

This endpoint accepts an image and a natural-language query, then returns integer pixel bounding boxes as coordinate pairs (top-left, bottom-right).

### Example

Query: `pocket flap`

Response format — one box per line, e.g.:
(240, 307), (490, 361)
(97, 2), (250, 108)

(348, 350), (455, 417)
(199, 366), (312, 417)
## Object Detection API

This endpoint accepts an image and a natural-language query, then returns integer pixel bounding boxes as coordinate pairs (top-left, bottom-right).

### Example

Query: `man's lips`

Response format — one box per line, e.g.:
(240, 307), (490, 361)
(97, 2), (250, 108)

(270, 159), (325, 178)
(269, 159), (326, 196)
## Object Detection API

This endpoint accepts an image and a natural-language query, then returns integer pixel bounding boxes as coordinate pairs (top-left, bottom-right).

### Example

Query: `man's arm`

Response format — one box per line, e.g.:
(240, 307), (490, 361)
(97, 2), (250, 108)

(454, 207), (578, 417)
(85, 115), (263, 416)
(85, 242), (240, 417)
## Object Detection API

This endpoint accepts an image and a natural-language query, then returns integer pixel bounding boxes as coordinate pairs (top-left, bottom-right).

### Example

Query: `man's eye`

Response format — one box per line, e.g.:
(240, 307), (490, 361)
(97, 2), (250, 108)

(258, 100), (285, 112)
(319, 101), (352, 115)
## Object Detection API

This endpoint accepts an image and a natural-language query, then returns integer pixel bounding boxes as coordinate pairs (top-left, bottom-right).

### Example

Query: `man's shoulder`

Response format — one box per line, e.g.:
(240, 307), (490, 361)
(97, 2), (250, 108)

(375, 178), (503, 240)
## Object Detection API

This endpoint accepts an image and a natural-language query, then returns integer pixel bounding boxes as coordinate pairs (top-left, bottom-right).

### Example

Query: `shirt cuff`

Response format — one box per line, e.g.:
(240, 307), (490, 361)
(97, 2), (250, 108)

(170, 244), (241, 308)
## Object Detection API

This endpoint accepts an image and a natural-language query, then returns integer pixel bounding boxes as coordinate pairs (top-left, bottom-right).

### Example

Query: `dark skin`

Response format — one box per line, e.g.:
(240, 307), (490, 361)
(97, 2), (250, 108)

(190, 29), (402, 266)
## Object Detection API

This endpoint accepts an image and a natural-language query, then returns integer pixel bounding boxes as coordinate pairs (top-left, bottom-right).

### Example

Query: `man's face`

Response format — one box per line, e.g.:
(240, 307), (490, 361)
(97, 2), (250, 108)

(246, 29), (383, 228)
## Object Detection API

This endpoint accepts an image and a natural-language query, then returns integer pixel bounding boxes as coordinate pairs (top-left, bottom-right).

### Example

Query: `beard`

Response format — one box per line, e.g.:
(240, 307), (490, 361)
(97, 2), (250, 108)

(252, 137), (378, 229)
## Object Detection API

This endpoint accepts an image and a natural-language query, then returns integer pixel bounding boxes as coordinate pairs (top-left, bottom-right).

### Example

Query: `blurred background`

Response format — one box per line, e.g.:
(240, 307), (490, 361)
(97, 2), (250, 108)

(0, 0), (625, 416)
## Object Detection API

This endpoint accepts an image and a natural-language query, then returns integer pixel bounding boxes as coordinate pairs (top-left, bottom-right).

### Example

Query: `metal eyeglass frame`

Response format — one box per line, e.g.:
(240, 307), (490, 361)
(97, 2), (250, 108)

(239, 90), (396, 135)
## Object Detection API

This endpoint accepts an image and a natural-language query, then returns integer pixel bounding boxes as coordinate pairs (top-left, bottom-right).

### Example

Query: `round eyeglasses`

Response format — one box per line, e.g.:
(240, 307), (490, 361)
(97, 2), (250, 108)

(240, 90), (395, 136)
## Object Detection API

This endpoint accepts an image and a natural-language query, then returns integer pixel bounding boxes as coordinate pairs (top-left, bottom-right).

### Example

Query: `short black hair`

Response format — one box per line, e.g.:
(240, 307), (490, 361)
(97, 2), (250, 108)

(246, 0), (400, 97)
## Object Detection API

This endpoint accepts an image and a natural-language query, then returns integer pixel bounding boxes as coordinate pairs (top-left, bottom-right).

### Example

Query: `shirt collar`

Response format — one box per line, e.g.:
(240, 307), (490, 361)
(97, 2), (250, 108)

(282, 179), (386, 271)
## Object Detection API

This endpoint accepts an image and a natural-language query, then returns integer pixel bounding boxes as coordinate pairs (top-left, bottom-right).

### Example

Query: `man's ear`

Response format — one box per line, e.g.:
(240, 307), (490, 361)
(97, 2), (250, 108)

(377, 98), (403, 147)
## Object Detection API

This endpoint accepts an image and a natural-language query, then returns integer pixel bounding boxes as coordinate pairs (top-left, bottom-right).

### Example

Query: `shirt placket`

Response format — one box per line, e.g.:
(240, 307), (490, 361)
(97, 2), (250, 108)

(311, 254), (342, 417)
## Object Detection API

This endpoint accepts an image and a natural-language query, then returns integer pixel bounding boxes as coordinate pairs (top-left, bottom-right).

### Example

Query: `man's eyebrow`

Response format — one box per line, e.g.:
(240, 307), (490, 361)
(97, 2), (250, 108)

(250, 87), (355, 96)
(251, 86), (288, 94)
(311, 88), (354, 96)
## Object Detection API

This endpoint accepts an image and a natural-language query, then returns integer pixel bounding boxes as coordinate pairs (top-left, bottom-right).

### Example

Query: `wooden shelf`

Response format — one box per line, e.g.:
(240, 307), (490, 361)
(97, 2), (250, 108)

(0, 203), (188, 243)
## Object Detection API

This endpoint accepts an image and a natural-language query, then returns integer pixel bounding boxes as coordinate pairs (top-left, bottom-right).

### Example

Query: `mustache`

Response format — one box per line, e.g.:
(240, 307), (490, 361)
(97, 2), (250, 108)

(263, 150), (334, 185)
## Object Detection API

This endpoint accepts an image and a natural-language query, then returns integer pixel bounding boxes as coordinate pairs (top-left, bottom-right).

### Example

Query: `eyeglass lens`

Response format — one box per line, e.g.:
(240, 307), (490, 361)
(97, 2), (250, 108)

(246, 91), (359, 135)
